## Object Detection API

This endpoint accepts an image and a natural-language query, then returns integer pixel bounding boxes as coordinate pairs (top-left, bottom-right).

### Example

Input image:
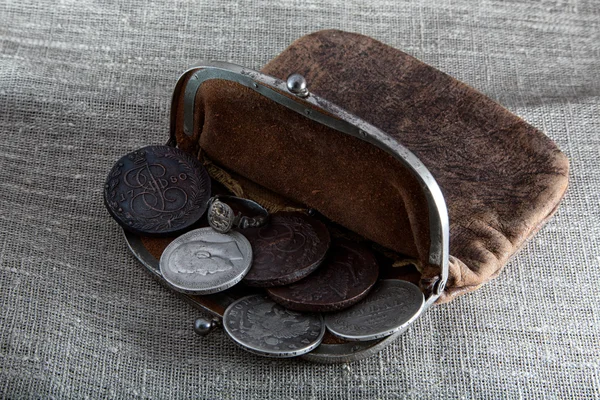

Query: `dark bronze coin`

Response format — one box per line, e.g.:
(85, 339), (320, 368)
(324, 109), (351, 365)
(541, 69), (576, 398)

(266, 239), (379, 312)
(242, 212), (331, 287)
(103, 145), (211, 236)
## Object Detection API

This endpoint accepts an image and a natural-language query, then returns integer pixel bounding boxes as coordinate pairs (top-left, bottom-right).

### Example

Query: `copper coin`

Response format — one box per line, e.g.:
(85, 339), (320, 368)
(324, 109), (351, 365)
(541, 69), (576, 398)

(104, 145), (211, 236)
(267, 239), (379, 312)
(241, 212), (330, 287)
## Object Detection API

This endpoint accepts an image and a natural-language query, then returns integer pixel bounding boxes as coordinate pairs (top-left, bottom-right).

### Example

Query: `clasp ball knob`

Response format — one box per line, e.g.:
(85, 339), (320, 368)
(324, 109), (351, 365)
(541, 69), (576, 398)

(286, 73), (309, 98)
(193, 317), (218, 336)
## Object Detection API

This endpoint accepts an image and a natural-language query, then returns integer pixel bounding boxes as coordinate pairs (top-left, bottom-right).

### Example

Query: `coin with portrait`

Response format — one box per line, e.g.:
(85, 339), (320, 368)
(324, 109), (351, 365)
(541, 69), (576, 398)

(159, 227), (252, 294)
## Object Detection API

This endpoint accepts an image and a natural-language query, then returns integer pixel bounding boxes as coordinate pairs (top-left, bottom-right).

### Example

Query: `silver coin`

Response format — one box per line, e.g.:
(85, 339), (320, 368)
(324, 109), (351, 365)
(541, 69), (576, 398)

(159, 227), (252, 294)
(324, 279), (425, 342)
(223, 295), (325, 358)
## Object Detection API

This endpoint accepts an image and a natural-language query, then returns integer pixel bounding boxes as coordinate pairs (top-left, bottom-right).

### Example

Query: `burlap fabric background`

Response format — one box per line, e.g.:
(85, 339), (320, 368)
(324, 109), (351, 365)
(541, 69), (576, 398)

(1, 0), (598, 398)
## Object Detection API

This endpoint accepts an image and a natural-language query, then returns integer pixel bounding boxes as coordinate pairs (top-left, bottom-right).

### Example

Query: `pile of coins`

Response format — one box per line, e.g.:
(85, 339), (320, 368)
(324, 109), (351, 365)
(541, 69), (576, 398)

(104, 145), (425, 358)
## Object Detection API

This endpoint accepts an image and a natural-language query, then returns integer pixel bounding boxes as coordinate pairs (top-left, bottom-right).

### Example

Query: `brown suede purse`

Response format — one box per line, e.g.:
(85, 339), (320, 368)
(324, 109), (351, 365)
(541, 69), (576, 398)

(155, 29), (568, 305)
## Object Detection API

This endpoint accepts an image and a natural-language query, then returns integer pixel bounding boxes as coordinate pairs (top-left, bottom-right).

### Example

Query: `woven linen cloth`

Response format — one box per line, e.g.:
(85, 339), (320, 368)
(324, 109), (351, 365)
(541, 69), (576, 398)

(0, 0), (598, 398)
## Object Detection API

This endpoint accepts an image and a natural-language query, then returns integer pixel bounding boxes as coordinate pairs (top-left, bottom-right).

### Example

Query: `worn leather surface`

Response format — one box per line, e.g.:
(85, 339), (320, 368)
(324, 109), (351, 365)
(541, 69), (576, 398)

(173, 30), (569, 302)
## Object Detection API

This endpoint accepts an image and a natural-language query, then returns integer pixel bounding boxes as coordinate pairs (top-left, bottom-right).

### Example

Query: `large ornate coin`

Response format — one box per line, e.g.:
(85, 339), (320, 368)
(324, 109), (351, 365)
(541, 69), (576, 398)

(242, 212), (330, 287)
(104, 145), (211, 236)
(267, 239), (379, 312)
(159, 228), (252, 294)
(324, 279), (425, 341)
(223, 294), (325, 358)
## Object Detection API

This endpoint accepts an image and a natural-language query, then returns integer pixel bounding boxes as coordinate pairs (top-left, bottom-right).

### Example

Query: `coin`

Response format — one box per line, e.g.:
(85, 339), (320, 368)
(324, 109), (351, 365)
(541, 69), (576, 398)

(223, 294), (325, 358)
(104, 145), (211, 236)
(324, 279), (425, 341)
(266, 239), (379, 312)
(242, 212), (330, 287)
(159, 227), (252, 294)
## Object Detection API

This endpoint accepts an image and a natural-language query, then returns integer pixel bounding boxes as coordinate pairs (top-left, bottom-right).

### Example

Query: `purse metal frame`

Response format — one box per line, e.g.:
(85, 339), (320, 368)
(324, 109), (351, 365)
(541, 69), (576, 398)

(123, 61), (449, 363)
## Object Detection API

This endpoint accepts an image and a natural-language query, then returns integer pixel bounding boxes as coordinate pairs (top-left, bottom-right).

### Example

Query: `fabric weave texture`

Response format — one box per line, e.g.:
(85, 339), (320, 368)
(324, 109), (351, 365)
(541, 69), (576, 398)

(0, 0), (598, 398)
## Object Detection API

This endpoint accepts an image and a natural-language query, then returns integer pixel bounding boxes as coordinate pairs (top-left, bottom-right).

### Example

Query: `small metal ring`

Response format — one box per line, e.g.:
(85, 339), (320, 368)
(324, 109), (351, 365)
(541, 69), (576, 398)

(207, 195), (269, 233)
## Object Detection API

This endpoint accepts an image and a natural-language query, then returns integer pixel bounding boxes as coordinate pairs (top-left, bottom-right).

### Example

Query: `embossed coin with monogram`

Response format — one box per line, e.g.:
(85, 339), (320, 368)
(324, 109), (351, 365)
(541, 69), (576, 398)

(267, 239), (379, 312)
(242, 212), (330, 287)
(104, 145), (211, 236)
(223, 294), (325, 358)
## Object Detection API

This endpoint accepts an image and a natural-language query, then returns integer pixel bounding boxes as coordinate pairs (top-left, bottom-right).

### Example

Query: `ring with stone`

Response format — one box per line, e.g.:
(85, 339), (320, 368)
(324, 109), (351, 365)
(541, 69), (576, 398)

(207, 195), (269, 233)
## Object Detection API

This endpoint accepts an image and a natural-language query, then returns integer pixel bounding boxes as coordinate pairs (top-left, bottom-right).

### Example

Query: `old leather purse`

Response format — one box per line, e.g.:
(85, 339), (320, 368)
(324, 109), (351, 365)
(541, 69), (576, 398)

(159, 29), (568, 304)
(126, 29), (569, 362)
